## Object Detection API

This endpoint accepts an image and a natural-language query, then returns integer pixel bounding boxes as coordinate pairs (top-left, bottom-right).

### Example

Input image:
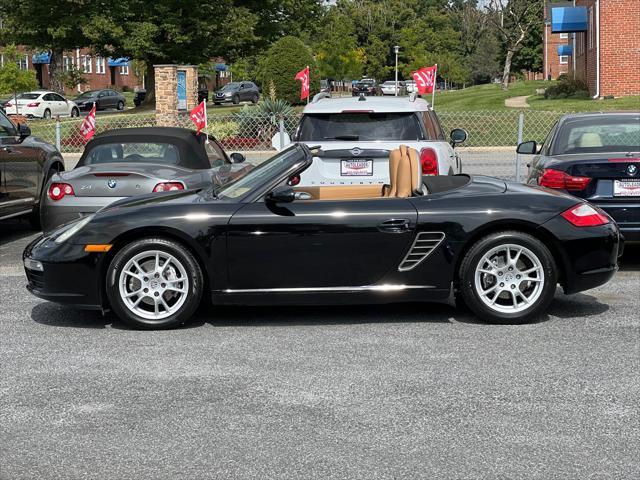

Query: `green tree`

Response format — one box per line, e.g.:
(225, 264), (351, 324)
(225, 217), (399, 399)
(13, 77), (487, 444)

(315, 10), (364, 80)
(58, 65), (87, 91)
(0, 45), (38, 114)
(486, 0), (543, 89)
(0, 0), (106, 93)
(256, 36), (318, 104)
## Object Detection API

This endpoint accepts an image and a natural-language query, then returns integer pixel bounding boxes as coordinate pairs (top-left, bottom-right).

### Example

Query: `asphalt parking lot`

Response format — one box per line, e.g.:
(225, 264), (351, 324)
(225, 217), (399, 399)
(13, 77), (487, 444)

(1, 218), (638, 480)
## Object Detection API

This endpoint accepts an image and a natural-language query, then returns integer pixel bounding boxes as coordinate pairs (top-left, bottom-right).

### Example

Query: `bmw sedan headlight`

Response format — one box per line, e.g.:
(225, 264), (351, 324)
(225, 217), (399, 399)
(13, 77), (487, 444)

(54, 214), (95, 244)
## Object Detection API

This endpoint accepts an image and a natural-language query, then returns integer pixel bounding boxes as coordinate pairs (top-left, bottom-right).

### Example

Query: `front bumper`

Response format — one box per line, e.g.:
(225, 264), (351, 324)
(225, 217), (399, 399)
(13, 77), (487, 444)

(213, 95), (233, 103)
(23, 236), (106, 309)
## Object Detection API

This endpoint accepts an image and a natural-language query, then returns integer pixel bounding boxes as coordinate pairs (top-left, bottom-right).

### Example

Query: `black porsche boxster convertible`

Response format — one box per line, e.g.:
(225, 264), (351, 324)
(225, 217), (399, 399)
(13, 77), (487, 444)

(24, 144), (622, 329)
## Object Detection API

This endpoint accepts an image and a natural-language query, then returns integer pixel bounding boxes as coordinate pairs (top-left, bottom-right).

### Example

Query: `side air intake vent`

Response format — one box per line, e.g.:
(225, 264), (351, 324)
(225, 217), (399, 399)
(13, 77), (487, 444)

(398, 232), (446, 271)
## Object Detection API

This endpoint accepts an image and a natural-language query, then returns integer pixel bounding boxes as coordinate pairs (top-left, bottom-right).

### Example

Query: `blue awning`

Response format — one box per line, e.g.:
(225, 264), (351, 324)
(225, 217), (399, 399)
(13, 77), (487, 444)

(215, 63), (228, 72)
(551, 6), (588, 33)
(108, 57), (129, 67)
(32, 52), (50, 64)
(558, 45), (573, 56)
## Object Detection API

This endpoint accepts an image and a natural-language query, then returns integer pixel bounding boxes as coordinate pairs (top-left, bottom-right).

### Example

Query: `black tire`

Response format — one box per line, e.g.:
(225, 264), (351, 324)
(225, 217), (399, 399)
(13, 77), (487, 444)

(43, 109), (51, 119)
(106, 238), (203, 329)
(458, 231), (557, 324)
(29, 166), (57, 230)
(232, 94), (240, 105)
(117, 100), (124, 110)
(251, 94), (259, 104)
(71, 107), (79, 117)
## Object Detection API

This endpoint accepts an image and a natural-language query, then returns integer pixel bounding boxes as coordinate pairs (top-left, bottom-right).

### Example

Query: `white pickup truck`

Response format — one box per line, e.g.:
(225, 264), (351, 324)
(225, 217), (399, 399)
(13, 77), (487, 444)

(281, 95), (467, 187)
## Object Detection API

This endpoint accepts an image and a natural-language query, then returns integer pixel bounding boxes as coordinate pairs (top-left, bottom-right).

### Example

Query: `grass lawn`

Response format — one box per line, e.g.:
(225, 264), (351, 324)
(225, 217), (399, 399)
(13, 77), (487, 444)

(434, 81), (640, 112)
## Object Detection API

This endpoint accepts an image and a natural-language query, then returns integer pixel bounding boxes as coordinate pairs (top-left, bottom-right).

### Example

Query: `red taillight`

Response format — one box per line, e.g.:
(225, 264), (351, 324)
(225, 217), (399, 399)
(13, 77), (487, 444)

(153, 182), (185, 192)
(48, 183), (75, 201)
(539, 168), (591, 191)
(561, 203), (609, 227)
(5, 102), (12, 107)
(26, 102), (40, 107)
(419, 148), (439, 176)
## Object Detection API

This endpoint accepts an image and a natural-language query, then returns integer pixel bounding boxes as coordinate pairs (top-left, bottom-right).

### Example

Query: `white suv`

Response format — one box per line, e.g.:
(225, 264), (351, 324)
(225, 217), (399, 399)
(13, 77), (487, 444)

(290, 95), (466, 186)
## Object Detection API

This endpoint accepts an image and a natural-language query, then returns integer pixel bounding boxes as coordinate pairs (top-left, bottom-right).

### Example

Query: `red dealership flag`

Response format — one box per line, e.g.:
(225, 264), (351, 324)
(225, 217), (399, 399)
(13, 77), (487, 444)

(79, 103), (97, 140)
(189, 100), (207, 134)
(412, 65), (437, 95)
(295, 66), (310, 100)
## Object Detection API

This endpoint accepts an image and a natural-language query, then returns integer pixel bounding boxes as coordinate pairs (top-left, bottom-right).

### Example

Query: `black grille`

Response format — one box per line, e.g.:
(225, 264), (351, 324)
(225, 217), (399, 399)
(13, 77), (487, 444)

(26, 269), (45, 289)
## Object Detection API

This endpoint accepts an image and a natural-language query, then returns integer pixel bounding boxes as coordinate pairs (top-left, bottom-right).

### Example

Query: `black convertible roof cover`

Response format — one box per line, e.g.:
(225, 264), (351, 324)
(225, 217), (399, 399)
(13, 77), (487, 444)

(76, 127), (211, 170)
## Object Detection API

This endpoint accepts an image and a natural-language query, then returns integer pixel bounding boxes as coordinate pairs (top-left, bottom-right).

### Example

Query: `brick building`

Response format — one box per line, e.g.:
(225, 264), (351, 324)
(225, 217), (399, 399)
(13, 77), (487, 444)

(545, 0), (640, 98)
(543, 3), (572, 80)
(0, 46), (143, 95)
(573, 0), (640, 97)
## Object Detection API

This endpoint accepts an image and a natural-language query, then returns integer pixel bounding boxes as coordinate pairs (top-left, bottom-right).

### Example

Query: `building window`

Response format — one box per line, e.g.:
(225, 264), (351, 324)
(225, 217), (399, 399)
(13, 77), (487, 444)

(560, 33), (569, 39)
(63, 56), (74, 71)
(17, 54), (28, 70)
(81, 55), (92, 73)
(559, 55), (569, 65)
(119, 64), (129, 75)
(95, 56), (105, 74)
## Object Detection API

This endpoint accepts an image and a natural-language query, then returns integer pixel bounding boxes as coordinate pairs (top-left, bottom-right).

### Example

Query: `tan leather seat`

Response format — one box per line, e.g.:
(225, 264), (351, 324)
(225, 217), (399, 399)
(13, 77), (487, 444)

(385, 145), (421, 198)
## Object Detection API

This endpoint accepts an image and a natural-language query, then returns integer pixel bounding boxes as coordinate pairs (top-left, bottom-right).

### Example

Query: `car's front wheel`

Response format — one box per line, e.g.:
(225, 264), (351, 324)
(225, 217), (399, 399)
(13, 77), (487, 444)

(71, 107), (79, 117)
(106, 238), (203, 329)
(458, 231), (557, 324)
(232, 94), (240, 105)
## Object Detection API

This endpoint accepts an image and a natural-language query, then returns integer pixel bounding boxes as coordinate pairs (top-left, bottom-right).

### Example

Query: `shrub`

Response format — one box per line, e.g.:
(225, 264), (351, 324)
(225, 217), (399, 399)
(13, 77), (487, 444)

(544, 76), (589, 99)
(256, 36), (319, 105)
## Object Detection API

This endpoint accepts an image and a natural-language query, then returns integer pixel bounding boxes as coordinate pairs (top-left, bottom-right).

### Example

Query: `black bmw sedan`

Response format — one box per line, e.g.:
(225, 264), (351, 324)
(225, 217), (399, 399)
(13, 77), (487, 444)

(519, 112), (639, 242)
(24, 144), (622, 329)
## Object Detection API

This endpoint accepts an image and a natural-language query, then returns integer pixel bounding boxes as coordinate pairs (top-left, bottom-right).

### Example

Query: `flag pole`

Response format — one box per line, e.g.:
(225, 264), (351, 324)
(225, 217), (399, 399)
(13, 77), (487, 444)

(306, 65), (310, 105)
(431, 64), (437, 109)
(203, 98), (209, 144)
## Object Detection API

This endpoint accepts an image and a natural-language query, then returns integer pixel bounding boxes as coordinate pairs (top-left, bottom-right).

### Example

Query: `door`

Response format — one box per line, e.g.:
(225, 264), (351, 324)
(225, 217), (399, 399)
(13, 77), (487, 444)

(227, 197), (418, 290)
(239, 83), (249, 101)
(0, 113), (39, 214)
(51, 93), (68, 116)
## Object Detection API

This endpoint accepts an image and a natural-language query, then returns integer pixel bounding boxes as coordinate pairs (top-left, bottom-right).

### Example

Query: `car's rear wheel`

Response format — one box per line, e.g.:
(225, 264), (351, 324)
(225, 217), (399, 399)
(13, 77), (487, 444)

(43, 109), (51, 119)
(106, 238), (203, 329)
(30, 166), (57, 230)
(117, 100), (124, 110)
(458, 231), (557, 324)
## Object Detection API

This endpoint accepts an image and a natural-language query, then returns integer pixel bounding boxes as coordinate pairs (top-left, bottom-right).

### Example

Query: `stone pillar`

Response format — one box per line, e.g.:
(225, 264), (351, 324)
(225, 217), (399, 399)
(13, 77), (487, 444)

(184, 65), (199, 110)
(154, 64), (178, 126)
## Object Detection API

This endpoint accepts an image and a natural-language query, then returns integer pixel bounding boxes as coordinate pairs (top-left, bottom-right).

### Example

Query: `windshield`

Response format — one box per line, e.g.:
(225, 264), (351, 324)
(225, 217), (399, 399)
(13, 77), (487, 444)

(220, 83), (240, 92)
(217, 146), (305, 199)
(16, 93), (40, 100)
(84, 142), (181, 165)
(76, 91), (98, 99)
(552, 115), (640, 155)
(297, 113), (423, 141)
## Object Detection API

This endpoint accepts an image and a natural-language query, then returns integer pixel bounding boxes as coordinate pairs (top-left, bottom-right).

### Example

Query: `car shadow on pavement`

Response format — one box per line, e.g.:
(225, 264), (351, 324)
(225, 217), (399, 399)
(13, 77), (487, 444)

(547, 289), (610, 319)
(0, 218), (40, 245)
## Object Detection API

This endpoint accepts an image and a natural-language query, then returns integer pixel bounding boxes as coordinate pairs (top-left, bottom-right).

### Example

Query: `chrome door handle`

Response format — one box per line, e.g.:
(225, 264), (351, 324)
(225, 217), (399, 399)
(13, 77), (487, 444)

(378, 218), (411, 233)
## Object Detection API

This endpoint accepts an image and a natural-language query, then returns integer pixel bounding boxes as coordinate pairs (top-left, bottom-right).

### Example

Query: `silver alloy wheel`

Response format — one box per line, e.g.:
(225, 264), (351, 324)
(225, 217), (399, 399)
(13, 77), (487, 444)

(474, 243), (545, 314)
(118, 250), (189, 320)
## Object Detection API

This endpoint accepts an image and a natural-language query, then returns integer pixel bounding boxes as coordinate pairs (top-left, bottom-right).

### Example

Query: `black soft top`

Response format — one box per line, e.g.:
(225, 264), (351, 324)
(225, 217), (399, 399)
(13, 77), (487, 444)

(77, 127), (212, 170)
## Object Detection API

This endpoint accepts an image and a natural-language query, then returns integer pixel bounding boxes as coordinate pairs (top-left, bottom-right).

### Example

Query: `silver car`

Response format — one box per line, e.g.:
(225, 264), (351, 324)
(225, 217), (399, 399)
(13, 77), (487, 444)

(41, 127), (252, 232)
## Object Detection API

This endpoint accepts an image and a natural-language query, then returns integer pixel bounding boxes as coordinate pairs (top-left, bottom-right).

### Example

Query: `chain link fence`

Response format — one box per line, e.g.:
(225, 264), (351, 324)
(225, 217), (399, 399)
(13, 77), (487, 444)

(26, 109), (570, 181)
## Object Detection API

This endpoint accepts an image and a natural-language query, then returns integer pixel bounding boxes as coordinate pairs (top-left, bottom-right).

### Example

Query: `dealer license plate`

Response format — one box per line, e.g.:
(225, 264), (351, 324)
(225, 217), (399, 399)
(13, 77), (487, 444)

(341, 159), (373, 176)
(613, 179), (640, 197)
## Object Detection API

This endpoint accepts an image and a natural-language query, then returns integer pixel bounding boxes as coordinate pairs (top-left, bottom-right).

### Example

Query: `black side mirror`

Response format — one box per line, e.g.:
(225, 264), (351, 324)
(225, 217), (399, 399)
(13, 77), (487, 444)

(516, 141), (537, 155)
(450, 128), (468, 146)
(266, 186), (295, 203)
(230, 152), (246, 163)
(18, 124), (31, 139)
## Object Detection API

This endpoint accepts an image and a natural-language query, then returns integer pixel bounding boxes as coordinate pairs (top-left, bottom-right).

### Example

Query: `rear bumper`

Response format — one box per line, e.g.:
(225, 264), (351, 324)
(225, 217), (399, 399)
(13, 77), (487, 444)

(593, 201), (640, 242)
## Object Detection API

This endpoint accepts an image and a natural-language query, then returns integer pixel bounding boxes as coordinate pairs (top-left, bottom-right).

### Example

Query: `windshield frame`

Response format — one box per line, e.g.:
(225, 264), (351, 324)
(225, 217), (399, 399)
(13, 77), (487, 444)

(551, 114), (640, 155)
(216, 144), (311, 202)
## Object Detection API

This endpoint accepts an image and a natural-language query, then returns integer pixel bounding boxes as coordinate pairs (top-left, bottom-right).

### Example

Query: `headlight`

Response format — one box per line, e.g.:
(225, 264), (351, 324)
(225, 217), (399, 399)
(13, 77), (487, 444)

(54, 214), (95, 244)
(225, 92), (232, 97)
